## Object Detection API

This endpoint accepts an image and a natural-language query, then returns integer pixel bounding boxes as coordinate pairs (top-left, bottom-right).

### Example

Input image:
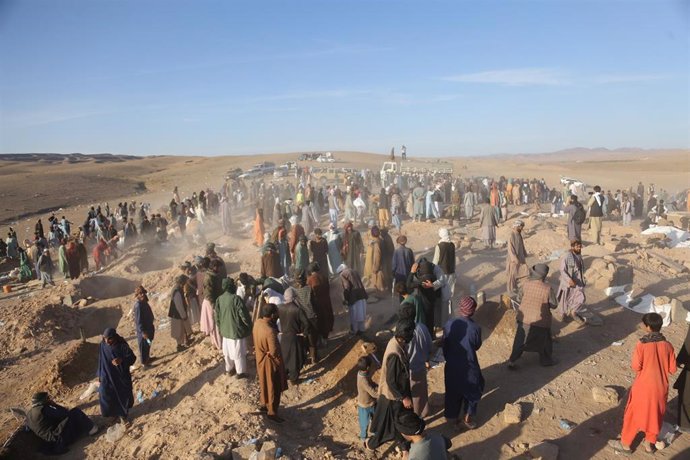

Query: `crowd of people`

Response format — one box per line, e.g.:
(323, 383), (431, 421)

(8, 169), (690, 458)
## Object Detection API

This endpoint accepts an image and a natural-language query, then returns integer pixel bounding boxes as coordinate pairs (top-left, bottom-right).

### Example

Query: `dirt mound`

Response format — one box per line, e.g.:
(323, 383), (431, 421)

(31, 341), (99, 397)
(79, 276), (139, 299)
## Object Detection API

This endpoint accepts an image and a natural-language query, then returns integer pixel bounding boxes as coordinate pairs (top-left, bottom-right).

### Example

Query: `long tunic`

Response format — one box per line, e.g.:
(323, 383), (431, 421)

(97, 337), (136, 418)
(57, 245), (69, 278)
(170, 290), (192, 345)
(621, 338), (677, 445)
(308, 238), (329, 273)
(307, 273), (334, 339)
(343, 230), (364, 274)
(253, 318), (288, 415)
(556, 250), (586, 317)
(326, 230), (343, 275)
(506, 230), (528, 294)
(443, 316), (484, 418)
(392, 246), (414, 284)
(363, 237), (385, 292)
(478, 204), (497, 243)
(412, 186), (426, 217)
(675, 329), (690, 429)
(294, 242), (309, 273)
(564, 204), (582, 241)
(278, 302), (310, 381)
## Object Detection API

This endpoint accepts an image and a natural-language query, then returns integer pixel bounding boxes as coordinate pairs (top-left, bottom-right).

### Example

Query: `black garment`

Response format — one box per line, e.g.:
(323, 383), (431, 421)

(368, 354), (412, 451)
(26, 404), (93, 454)
(436, 242), (456, 274)
(407, 265), (438, 334)
(278, 302), (310, 382)
(675, 327), (690, 430)
(509, 321), (553, 366)
(589, 194), (604, 217)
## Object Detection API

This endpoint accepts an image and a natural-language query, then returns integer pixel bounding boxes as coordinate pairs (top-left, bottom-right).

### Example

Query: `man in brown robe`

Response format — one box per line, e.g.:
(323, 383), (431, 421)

(308, 228), (329, 273)
(253, 303), (288, 423)
(261, 243), (284, 278)
(364, 226), (385, 292)
(506, 219), (528, 295)
(306, 262), (334, 341)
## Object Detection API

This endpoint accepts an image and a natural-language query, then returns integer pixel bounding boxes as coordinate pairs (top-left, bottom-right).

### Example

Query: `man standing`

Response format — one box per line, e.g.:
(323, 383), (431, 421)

(327, 189), (339, 227)
(506, 220), (528, 295)
(587, 185), (605, 245)
(443, 297), (483, 429)
(412, 182), (426, 222)
(216, 278), (252, 378)
(433, 228), (456, 326)
(464, 188), (476, 222)
(338, 264), (368, 335)
(201, 260), (223, 349)
(478, 198), (498, 248)
(556, 240), (587, 325)
(400, 304), (432, 418)
(564, 195), (584, 242)
(253, 303), (288, 423)
(97, 328), (136, 424)
(133, 286), (155, 367)
(507, 264), (558, 368)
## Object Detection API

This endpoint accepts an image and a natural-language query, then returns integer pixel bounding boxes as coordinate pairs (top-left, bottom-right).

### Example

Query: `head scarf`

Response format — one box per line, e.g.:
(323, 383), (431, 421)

(222, 277), (234, 292)
(438, 228), (450, 242)
(512, 219), (525, 228)
(457, 296), (477, 318)
(283, 287), (295, 303)
(103, 327), (117, 339)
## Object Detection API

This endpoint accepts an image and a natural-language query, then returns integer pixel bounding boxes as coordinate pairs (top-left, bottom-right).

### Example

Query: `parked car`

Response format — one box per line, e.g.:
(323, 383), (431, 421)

(224, 168), (243, 180)
(238, 168), (262, 179)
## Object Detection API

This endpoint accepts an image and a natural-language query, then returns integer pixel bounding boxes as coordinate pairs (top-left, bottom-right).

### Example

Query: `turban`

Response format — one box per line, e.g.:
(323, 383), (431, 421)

(457, 296), (477, 318)
(371, 226), (380, 237)
(512, 219), (525, 228)
(438, 228), (450, 242)
(531, 263), (549, 279)
(336, 263), (347, 274)
(395, 410), (426, 436)
(289, 216), (298, 226)
(103, 327), (117, 339)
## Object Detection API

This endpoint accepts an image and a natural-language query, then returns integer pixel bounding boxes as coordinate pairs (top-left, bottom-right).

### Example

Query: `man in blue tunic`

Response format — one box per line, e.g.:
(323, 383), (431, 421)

(98, 328), (137, 425)
(442, 296), (483, 430)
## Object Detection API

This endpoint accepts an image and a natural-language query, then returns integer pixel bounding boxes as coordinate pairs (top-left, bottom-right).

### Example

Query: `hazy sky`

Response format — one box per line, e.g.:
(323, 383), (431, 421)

(0, 0), (688, 156)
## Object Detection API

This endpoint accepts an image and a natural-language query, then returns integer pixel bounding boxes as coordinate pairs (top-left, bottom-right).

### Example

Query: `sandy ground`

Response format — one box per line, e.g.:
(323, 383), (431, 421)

(0, 150), (689, 459)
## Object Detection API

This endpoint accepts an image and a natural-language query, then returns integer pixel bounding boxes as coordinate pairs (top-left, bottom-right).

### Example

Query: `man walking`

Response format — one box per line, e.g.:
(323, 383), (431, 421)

(556, 240), (587, 325)
(253, 303), (288, 423)
(506, 220), (528, 295)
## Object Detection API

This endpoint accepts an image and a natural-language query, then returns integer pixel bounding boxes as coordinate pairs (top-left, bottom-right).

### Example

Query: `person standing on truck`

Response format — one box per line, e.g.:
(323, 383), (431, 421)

(401, 145), (407, 161)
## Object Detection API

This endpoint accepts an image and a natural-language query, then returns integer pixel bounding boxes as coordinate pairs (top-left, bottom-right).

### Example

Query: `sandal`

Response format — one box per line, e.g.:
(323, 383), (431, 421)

(608, 439), (632, 455)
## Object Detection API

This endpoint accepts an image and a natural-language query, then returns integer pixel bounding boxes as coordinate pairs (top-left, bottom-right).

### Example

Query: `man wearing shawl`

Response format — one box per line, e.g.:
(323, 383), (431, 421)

(506, 220), (528, 295)
(556, 240), (586, 324)
(379, 228), (395, 291)
(674, 323), (690, 432)
(443, 297), (483, 429)
(392, 235), (414, 296)
(253, 303), (288, 423)
(308, 228), (329, 273)
(65, 241), (80, 279)
(366, 320), (415, 453)
(57, 240), (69, 279)
(363, 226), (385, 292)
(325, 224), (343, 276)
(133, 286), (155, 367)
(215, 277), (252, 378)
(407, 258), (447, 334)
(253, 208), (265, 247)
(478, 198), (498, 248)
(288, 215), (305, 260)
(507, 264), (557, 368)
(412, 183), (426, 222)
(306, 262), (334, 341)
(342, 222), (364, 274)
(219, 195), (232, 236)
(609, 313), (677, 455)
(201, 261), (223, 349)
(98, 328), (136, 424)
(400, 304), (432, 418)
(278, 288), (311, 384)
(338, 264), (368, 334)
(464, 188), (477, 222)
(170, 275), (193, 351)
(294, 235), (310, 273)
(293, 270), (320, 364)
(433, 228), (456, 326)
(261, 242), (284, 278)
